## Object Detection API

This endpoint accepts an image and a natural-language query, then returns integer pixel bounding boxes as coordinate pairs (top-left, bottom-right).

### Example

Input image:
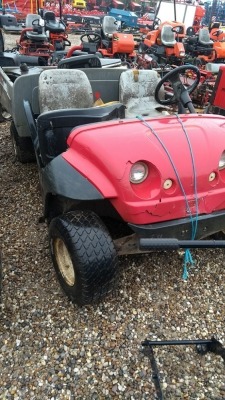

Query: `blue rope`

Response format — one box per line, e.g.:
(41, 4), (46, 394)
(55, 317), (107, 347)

(175, 115), (198, 278)
(136, 115), (199, 279)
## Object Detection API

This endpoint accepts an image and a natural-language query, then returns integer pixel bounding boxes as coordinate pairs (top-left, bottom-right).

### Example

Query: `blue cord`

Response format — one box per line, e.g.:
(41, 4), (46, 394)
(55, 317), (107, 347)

(136, 115), (199, 279)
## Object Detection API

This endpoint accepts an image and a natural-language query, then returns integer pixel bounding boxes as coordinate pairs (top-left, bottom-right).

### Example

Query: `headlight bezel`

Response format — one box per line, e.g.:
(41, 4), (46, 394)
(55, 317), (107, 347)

(130, 162), (149, 184)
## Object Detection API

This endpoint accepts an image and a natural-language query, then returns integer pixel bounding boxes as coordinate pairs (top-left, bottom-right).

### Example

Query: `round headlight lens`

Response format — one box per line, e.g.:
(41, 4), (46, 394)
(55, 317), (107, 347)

(130, 162), (148, 184)
(219, 151), (225, 170)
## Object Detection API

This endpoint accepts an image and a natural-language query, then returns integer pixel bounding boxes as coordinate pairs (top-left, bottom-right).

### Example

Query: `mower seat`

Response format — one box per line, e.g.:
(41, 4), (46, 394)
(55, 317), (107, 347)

(186, 26), (195, 36)
(119, 69), (165, 118)
(44, 11), (65, 34)
(161, 25), (176, 46)
(25, 14), (47, 41)
(102, 16), (118, 38)
(198, 28), (213, 45)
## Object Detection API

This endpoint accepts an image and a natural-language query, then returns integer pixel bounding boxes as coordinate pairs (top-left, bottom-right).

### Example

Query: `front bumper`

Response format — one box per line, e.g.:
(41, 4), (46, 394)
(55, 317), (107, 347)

(128, 210), (225, 241)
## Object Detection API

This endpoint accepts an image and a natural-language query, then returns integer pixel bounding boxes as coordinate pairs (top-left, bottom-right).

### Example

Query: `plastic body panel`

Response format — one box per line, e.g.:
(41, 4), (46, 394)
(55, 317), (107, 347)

(63, 114), (225, 225)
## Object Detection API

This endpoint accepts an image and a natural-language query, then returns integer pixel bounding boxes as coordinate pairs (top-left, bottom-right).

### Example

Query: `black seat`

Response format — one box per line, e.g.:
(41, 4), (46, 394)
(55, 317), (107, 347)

(44, 11), (65, 33)
(36, 104), (125, 165)
(186, 26), (195, 36)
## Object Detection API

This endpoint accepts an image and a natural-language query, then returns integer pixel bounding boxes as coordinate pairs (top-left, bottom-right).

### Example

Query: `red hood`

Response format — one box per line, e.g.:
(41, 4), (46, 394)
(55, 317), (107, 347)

(63, 114), (225, 224)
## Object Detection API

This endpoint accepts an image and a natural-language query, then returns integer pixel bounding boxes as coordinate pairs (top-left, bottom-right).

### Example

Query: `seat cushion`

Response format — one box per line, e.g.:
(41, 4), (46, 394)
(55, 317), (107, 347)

(161, 25), (176, 46)
(119, 69), (165, 118)
(38, 69), (94, 113)
(198, 28), (213, 45)
(102, 16), (117, 38)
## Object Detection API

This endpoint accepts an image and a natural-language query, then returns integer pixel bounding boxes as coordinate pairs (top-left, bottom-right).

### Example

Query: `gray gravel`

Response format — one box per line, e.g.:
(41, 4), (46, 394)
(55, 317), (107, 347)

(0, 34), (225, 400)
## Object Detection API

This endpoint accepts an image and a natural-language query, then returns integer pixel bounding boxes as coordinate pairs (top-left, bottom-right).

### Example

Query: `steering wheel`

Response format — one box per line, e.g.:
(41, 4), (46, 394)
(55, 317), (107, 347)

(171, 25), (183, 34)
(32, 18), (42, 27)
(155, 64), (201, 106)
(212, 29), (223, 37)
(80, 32), (102, 44)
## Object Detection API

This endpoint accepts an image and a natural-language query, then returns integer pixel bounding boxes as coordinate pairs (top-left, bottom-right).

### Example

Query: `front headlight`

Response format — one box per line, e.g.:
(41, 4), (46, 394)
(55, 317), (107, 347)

(180, 51), (185, 57)
(219, 150), (225, 170)
(130, 162), (148, 184)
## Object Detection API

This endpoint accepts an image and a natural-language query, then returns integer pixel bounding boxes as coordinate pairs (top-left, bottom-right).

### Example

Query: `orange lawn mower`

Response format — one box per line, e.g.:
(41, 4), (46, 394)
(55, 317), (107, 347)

(137, 20), (186, 66)
(184, 26), (225, 65)
(66, 15), (136, 63)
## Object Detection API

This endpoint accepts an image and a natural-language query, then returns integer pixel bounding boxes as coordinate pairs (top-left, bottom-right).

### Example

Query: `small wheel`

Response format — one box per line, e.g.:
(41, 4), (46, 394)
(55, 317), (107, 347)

(154, 64), (201, 105)
(80, 32), (102, 44)
(49, 211), (118, 306)
(0, 103), (11, 122)
(10, 121), (35, 163)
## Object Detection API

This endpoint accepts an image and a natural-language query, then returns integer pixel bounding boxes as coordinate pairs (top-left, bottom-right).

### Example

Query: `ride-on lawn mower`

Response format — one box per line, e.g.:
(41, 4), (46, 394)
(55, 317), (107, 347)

(138, 20), (186, 66)
(16, 13), (54, 66)
(42, 10), (71, 51)
(2, 59), (225, 305)
(66, 15), (136, 62)
(184, 26), (225, 65)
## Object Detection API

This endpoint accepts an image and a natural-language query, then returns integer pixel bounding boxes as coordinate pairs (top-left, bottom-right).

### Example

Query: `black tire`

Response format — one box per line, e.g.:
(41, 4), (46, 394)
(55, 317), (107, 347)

(10, 121), (35, 163)
(49, 211), (118, 306)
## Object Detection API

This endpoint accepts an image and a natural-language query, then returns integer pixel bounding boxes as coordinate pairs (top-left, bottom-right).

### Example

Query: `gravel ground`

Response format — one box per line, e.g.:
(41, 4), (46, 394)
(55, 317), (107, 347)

(0, 33), (225, 400)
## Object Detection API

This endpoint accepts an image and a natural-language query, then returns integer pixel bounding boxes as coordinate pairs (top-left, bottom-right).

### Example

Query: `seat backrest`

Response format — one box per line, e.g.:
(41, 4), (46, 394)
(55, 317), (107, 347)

(198, 28), (212, 45)
(25, 13), (47, 40)
(38, 69), (94, 113)
(102, 16), (118, 38)
(186, 26), (195, 36)
(161, 24), (176, 46)
(210, 22), (220, 29)
(119, 69), (165, 118)
(26, 13), (42, 28)
(44, 11), (56, 22)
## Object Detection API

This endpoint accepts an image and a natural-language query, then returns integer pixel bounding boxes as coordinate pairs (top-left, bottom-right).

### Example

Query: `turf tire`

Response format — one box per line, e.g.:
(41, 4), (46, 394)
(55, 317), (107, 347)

(49, 210), (118, 306)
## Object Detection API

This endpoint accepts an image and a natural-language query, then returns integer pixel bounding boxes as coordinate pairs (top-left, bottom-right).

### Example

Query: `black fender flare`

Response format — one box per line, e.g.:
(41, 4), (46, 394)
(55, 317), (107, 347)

(41, 155), (104, 216)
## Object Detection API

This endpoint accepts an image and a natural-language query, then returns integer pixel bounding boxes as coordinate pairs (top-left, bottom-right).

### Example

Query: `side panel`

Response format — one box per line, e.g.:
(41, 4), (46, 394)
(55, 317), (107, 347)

(12, 72), (41, 138)
(41, 155), (104, 203)
(0, 67), (14, 115)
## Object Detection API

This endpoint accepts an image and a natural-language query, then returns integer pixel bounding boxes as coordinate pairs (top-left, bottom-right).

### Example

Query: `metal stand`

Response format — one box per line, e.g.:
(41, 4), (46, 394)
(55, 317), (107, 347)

(141, 337), (225, 400)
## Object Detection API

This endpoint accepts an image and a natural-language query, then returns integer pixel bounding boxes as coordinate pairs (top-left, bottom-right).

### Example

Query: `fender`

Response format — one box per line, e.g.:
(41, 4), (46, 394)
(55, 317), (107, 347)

(213, 41), (225, 59)
(41, 155), (104, 208)
(168, 41), (185, 58)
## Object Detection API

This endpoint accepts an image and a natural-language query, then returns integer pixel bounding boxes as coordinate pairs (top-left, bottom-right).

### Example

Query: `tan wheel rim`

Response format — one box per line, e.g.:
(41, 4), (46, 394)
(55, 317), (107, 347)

(54, 238), (75, 286)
